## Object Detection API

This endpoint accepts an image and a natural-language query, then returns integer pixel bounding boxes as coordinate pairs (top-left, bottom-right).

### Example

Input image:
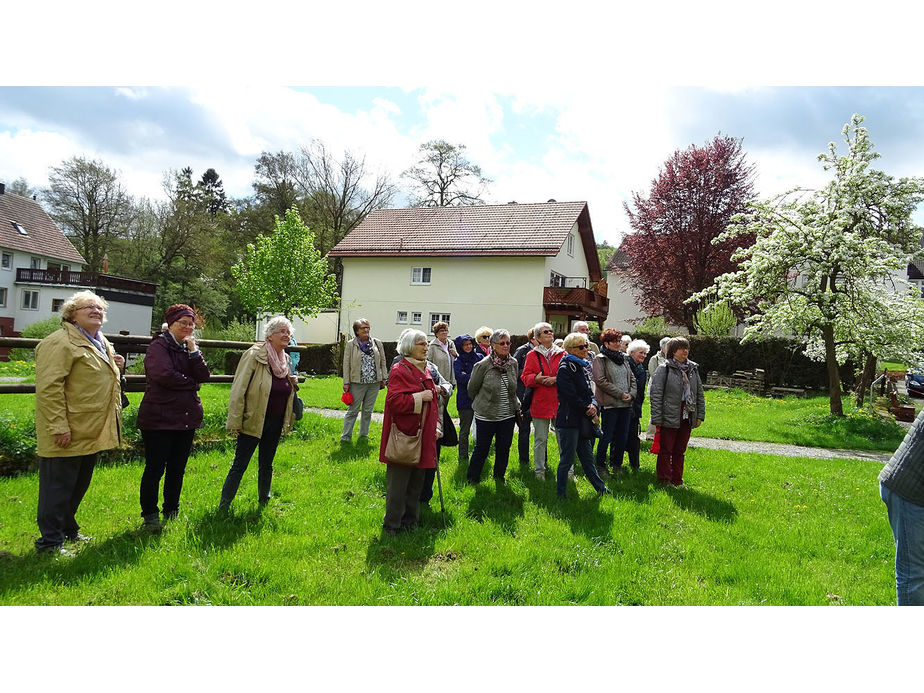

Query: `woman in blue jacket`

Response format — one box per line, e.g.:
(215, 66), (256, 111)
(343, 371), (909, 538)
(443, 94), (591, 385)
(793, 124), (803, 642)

(555, 332), (611, 499)
(453, 334), (483, 464)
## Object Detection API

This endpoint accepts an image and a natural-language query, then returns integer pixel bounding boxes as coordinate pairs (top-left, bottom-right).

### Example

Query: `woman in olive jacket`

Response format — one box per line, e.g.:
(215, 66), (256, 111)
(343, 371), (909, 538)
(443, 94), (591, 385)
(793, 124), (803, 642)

(466, 329), (521, 484)
(592, 328), (637, 474)
(219, 316), (298, 509)
(649, 337), (705, 486)
(137, 304), (211, 530)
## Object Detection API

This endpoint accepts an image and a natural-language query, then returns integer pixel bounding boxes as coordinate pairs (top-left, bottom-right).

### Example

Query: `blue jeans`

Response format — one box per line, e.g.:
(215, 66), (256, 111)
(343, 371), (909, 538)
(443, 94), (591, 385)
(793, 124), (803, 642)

(881, 483), (924, 605)
(597, 407), (632, 469)
(556, 426), (608, 497)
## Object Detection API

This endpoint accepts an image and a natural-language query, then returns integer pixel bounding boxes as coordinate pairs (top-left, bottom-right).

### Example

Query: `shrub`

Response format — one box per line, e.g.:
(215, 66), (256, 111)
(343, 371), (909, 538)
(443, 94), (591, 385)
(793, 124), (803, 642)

(9, 316), (63, 361)
(200, 317), (257, 374)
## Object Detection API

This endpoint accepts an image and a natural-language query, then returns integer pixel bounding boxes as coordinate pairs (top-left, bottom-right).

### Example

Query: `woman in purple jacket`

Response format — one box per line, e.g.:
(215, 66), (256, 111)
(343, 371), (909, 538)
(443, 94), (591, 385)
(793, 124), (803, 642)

(137, 305), (211, 530)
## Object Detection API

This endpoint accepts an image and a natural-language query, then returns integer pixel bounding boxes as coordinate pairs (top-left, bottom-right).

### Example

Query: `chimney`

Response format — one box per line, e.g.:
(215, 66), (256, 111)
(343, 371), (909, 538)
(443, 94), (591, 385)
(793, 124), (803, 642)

(0, 182), (5, 195)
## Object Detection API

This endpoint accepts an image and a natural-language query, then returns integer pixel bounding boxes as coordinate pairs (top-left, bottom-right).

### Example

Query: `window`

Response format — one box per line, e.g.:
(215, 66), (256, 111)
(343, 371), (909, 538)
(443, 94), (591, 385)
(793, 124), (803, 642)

(396, 311), (408, 324)
(52, 298), (65, 312)
(47, 263), (70, 272)
(429, 313), (451, 331)
(550, 271), (565, 288)
(411, 267), (432, 285)
(0, 287), (6, 307)
(10, 221), (27, 236)
(411, 312), (422, 325)
(567, 233), (574, 256)
(30, 257), (41, 269)
(22, 290), (39, 310)
(1, 252), (11, 270)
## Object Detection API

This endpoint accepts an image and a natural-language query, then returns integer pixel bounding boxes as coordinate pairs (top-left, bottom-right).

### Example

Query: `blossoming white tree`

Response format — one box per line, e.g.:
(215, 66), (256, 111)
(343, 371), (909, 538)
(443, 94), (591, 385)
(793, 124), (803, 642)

(692, 115), (924, 415)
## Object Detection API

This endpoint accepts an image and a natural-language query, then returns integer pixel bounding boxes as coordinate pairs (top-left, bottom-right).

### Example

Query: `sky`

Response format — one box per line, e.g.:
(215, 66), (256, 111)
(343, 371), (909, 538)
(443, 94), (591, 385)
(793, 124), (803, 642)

(3, 1), (920, 684)
(4, 85), (924, 247)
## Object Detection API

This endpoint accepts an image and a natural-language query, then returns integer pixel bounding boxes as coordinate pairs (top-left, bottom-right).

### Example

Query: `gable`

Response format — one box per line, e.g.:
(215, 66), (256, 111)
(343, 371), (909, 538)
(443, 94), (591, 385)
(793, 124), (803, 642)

(0, 191), (87, 265)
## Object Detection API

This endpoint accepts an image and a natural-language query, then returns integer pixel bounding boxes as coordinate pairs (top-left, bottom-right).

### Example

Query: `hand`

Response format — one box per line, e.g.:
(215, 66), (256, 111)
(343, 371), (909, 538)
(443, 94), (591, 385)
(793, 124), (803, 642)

(694, 419), (703, 428)
(379, 380), (386, 390)
(621, 393), (632, 402)
(184, 336), (197, 352)
(421, 390), (434, 402)
(546, 376), (556, 385)
(232, 429), (241, 436)
(585, 404), (597, 417)
(53, 432), (72, 448)
(343, 383), (350, 393)
(113, 354), (125, 371)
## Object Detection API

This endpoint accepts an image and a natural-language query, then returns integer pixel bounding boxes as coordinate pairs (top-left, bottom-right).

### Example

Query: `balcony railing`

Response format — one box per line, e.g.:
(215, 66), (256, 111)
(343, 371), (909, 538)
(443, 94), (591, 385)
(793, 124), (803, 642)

(543, 286), (609, 314)
(16, 268), (157, 294)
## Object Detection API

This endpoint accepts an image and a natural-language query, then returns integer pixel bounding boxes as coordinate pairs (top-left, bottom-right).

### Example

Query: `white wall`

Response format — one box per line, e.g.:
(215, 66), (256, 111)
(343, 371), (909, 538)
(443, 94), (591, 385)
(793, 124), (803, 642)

(340, 255), (548, 341)
(603, 269), (647, 332)
(256, 311), (339, 344)
(103, 301), (155, 336)
(545, 222), (590, 285)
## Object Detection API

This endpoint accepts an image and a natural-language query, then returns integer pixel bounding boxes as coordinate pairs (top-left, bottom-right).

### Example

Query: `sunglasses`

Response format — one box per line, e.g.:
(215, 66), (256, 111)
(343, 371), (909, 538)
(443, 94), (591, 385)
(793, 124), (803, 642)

(575, 344), (589, 350)
(495, 341), (511, 346)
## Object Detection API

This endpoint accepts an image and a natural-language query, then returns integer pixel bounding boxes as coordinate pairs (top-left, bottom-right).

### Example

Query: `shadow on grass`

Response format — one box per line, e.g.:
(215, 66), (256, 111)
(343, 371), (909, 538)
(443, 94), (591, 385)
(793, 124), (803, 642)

(363, 509), (454, 578)
(464, 481), (525, 534)
(328, 439), (378, 463)
(664, 485), (738, 522)
(527, 473), (615, 539)
(0, 527), (163, 595)
(193, 506), (266, 553)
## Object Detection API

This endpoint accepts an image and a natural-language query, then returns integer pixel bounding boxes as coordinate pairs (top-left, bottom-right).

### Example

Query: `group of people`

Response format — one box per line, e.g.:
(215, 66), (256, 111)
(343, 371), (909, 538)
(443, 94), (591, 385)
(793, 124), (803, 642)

(33, 290), (300, 555)
(374, 318), (707, 534)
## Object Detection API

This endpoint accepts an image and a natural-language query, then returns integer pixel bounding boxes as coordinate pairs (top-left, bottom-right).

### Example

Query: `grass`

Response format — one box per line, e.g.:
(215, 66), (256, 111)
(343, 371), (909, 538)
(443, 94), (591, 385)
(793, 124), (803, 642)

(0, 411), (894, 605)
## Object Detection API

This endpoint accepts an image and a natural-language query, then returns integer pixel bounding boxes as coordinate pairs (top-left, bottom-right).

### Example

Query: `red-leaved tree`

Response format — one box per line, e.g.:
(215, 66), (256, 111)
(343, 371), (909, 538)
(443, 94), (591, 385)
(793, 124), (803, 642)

(620, 134), (756, 333)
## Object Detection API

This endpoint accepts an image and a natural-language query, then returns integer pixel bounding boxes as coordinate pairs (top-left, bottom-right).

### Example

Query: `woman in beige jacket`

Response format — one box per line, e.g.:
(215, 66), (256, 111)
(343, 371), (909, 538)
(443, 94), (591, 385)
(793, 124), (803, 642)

(219, 316), (298, 509)
(340, 318), (387, 444)
(34, 290), (124, 555)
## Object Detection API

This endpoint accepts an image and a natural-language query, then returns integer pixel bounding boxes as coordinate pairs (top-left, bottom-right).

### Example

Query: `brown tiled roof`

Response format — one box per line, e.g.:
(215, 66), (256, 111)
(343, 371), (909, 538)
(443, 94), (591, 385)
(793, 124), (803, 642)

(605, 248), (631, 272)
(0, 191), (87, 265)
(330, 201), (599, 270)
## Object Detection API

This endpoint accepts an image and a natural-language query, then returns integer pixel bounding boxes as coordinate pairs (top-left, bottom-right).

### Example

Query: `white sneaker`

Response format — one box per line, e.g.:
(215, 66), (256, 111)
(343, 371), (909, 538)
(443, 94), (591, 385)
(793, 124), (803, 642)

(535, 469), (545, 479)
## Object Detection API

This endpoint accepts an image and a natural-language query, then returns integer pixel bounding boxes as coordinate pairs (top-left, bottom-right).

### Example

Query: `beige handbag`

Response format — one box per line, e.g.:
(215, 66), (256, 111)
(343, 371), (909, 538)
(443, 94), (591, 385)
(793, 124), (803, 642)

(384, 401), (429, 466)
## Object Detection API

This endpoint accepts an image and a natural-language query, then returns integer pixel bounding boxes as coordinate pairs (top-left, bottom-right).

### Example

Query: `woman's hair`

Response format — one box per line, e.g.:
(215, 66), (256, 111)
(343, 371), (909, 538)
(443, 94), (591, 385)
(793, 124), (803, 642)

(600, 328), (622, 344)
(164, 304), (204, 328)
(660, 336), (671, 348)
(474, 326), (492, 340)
(432, 321), (450, 335)
(263, 316), (294, 340)
(666, 336), (690, 359)
(620, 334), (631, 345)
(352, 318), (370, 335)
(397, 328), (428, 356)
(562, 331), (587, 351)
(533, 322), (553, 337)
(60, 290), (108, 323)
(489, 328), (510, 346)
(627, 338), (650, 356)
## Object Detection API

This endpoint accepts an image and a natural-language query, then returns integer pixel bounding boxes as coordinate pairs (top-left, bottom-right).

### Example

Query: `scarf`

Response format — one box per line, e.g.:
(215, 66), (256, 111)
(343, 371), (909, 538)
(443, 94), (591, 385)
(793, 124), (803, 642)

(265, 341), (290, 378)
(357, 337), (373, 355)
(75, 324), (110, 364)
(490, 350), (512, 370)
(601, 345), (624, 366)
(668, 358), (696, 417)
(403, 355), (428, 372)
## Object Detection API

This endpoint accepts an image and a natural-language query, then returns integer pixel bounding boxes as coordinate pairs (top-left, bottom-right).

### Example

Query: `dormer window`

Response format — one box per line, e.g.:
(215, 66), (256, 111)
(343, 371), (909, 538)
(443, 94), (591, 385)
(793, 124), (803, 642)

(10, 221), (27, 235)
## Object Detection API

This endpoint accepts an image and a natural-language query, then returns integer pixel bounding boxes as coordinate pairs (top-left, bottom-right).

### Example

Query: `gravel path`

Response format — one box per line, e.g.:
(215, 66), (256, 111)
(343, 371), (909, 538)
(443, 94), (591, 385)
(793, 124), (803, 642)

(306, 407), (893, 463)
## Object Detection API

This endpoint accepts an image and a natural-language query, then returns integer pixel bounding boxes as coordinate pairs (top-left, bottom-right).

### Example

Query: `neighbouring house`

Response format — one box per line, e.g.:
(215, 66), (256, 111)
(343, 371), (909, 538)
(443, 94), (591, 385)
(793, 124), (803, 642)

(0, 182), (157, 357)
(602, 247), (648, 333)
(328, 201), (609, 341)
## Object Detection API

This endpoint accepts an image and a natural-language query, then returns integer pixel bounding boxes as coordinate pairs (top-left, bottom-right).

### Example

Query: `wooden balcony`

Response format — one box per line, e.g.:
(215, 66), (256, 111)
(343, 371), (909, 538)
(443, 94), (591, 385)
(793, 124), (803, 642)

(16, 268), (157, 295)
(543, 286), (609, 321)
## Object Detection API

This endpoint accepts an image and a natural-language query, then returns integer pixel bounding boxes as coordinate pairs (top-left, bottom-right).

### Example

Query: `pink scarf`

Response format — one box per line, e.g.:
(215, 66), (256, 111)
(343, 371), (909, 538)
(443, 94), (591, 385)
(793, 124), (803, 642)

(265, 342), (290, 378)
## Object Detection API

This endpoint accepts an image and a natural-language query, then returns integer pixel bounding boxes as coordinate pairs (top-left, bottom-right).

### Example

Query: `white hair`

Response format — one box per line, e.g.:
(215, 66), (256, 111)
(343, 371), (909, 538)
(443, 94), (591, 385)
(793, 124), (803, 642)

(263, 315), (293, 339)
(627, 338), (650, 356)
(533, 321), (553, 336)
(659, 336), (671, 348)
(397, 328), (428, 356)
(490, 329), (511, 345)
(620, 334), (631, 344)
(573, 320), (589, 331)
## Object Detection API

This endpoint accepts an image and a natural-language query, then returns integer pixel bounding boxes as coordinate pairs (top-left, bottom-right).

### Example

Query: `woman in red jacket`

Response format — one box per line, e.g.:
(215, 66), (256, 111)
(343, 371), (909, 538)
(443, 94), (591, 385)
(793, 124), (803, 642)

(520, 322), (565, 479)
(379, 329), (439, 535)
(137, 304), (211, 530)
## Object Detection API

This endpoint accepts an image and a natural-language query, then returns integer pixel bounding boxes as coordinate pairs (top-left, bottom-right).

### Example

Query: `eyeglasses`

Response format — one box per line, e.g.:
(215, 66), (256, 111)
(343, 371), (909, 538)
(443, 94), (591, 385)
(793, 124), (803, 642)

(575, 344), (589, 350)
(80, 305), (105, 312)
(540, 329), (553, 335)
(495, 341), (511, 346)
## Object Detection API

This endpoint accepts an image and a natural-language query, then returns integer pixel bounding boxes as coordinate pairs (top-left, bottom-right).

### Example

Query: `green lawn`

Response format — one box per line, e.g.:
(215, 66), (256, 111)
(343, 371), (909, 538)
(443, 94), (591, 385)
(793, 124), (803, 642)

(0, 412), (894, 605)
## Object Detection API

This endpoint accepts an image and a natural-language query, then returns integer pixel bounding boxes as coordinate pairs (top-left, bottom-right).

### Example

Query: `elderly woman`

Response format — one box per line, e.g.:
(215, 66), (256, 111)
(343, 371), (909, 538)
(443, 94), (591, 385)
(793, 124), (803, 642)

(466, 329), (521, 484)
(521, 322), (564, 479)
(626, 339), (650, 471)
(33, 290), (125, 554)
(341, 318), (387, 444)
(645, 336), (672, 439)
(452, 333), (483, 464)
(427, 321), (457, 385)
(474, 326), (493, 357)
(137, 304), (211, 530)
(555, 332), (611, 499)
(649, 337), (705, 487)
(380, 329), (439, 534)
(219, 316), (298, 509)
(592, 328), (637, 475)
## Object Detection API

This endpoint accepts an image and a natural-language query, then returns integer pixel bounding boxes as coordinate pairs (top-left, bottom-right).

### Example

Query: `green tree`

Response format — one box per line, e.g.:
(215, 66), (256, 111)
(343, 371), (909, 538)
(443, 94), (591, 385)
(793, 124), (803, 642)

(692, 115), (924, 416)
(693, 301), (737, 337)
(402, 139), (491, 206)
(231, 207), (338, 321)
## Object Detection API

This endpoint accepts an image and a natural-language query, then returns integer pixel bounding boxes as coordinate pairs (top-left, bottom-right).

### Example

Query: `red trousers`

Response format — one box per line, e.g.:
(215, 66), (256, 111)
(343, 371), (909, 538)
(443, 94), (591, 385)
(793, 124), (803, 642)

(656, 421), (692, 485)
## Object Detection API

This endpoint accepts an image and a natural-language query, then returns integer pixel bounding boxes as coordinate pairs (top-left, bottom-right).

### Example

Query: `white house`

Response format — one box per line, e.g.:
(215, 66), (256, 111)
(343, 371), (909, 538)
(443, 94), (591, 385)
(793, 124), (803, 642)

(602, 247), (648, 333)
(0, 183), (157, 354)
(328, 201), (609, 340)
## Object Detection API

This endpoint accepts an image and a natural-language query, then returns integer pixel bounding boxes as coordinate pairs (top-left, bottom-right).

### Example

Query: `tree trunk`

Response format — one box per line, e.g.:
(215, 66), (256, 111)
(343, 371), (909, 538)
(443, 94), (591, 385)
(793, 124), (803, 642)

(821, 323), (844, 416)
(854, 352), (878, 408)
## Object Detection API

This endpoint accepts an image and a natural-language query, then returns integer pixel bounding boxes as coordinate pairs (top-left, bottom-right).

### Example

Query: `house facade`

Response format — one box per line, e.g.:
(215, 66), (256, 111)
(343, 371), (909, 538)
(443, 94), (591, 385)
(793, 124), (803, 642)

(329, 201), (608, 341)
(0, 183), (157, 350)
(602, 248), (648, 333)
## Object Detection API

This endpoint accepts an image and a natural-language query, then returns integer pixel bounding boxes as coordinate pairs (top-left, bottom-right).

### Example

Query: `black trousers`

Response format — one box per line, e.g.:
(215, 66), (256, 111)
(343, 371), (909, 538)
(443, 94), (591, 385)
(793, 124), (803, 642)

(36, 454), (97, 549)
(220, 415), (284, 506)
(466, 417), (516, 483)
(140, 429), (196, 518)
(420, 444), (441, 504)
(517, 411), (532, 463)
